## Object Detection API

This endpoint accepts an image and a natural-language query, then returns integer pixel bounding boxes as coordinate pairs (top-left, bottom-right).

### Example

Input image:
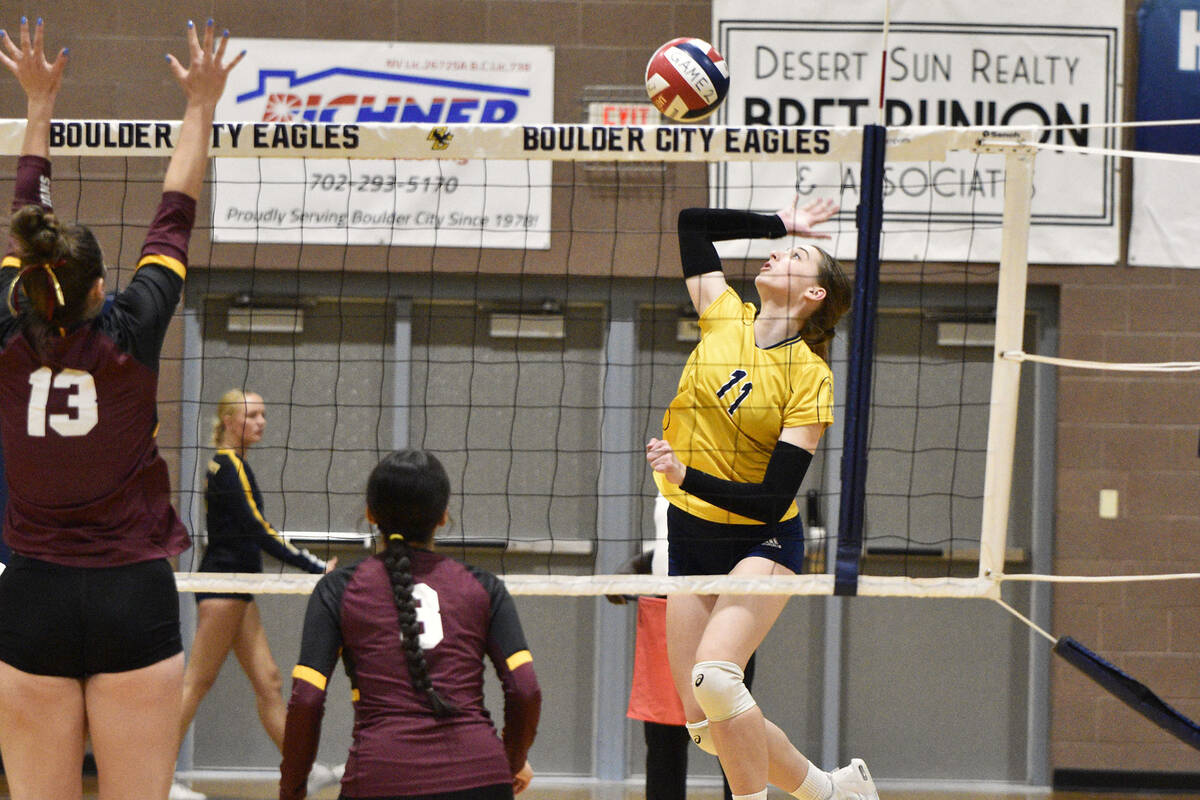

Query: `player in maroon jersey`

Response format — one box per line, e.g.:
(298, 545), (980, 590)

(0, 18), (242, 800)
(279, 450), (541, 800)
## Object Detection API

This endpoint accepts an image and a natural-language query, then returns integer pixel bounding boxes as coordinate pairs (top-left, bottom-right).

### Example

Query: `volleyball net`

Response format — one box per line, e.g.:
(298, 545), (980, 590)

(2, 119), (1195, 603)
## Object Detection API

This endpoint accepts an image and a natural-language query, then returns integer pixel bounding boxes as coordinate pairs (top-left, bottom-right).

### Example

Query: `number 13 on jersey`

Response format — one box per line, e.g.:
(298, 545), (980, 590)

(27, 366), (99, 437)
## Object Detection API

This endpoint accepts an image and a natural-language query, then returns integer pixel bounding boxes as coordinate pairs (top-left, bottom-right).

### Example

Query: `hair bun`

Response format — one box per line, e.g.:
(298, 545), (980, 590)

(10, 205), (65, 262)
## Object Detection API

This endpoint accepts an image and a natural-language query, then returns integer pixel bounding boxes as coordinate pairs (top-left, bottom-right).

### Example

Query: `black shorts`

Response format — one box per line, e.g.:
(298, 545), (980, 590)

(0, 554), (182, 678)
(195, 592), (253, 604)
(340, 783), (513, 800)
(667, 503), (805, 576)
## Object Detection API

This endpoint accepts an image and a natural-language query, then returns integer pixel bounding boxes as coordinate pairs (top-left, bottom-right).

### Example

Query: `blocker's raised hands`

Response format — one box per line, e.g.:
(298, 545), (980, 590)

(166, 18), (244, 110)
(0, 17), (68, 105)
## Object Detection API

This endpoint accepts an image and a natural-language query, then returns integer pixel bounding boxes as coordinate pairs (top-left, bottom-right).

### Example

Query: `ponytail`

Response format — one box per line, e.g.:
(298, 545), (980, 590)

(381, 531), (458, 717)
(212, 388), (248, 447)
(800, 245), (852, 363)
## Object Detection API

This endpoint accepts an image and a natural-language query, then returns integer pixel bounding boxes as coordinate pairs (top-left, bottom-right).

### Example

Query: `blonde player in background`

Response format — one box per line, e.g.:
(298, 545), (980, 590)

(174, 390), (337, 800)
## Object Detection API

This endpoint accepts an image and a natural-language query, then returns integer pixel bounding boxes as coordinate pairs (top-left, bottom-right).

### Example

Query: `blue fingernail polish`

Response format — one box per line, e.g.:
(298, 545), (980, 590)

(62, 48), (68, 56)
(1, 31), (7, 39)
(36, 18), (42, 26)
(207, 18), (213, 26)
(165, 54), (171, 62)
(187, 20), (194, 28)
(223, 29), (229, 37)
(20, 16), (26, 24)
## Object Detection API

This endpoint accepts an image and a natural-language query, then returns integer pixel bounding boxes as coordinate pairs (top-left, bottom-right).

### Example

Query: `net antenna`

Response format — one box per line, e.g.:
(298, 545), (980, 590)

(874, 0), (892, 126)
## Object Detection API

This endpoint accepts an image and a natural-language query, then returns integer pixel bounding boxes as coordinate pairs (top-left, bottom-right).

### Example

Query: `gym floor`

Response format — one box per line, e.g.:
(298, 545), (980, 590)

(11, 778), (1198, 800)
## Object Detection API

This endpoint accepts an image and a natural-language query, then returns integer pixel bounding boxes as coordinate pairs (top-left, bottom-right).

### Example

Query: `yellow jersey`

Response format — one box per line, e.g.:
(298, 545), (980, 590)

(654, 287), (834, 525)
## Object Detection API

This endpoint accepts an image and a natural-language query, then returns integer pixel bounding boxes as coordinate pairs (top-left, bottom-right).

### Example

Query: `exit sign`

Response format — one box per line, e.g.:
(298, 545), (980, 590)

(587, 101), (659, 125)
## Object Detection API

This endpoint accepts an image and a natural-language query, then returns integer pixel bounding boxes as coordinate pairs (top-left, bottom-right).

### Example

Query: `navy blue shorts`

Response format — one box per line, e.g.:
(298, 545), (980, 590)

(667, 504), (805, 576)
(0, 554), (182, 678)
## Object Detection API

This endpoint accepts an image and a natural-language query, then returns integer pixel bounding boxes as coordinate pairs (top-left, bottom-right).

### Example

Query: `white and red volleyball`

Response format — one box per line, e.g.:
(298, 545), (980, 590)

(645, 38), (730, 122)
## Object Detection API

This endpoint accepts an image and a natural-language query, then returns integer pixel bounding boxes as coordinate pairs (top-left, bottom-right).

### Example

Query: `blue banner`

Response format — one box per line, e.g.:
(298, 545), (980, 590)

(1137, 0), (1200, 153)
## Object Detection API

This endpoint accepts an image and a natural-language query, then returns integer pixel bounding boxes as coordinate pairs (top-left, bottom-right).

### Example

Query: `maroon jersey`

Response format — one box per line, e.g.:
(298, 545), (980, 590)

(280, 549), (541, 800)
(0, 155), (193, 567)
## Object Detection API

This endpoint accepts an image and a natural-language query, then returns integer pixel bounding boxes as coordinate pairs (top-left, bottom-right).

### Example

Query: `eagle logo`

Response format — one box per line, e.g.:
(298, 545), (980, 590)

(427, 127), (453, 150)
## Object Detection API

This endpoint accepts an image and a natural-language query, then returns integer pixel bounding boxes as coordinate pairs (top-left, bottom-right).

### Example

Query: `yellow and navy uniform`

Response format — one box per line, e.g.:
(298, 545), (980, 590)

(198, 449), (326, 575)
(655, 286), (833, 526)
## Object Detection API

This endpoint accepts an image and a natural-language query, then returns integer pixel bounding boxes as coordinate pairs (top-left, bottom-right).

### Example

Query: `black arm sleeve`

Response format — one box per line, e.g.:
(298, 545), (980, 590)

(679, 439), (813, 524)
(678, 207), (787, 278)
(106, 192), (195, 370)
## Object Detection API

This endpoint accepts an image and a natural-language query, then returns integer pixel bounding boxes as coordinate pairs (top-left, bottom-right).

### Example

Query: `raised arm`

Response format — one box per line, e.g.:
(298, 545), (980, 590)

(0, 17), (67, 160)
(163, 19), (244, 199)
(677, 197), (839, 316)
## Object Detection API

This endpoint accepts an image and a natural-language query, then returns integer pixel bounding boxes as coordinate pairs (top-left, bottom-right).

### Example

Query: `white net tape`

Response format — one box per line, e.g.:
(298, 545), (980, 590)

(997, 571), (1200, 584)
(1001, 350), (1200, 372)
(174, 570), (1002, 599)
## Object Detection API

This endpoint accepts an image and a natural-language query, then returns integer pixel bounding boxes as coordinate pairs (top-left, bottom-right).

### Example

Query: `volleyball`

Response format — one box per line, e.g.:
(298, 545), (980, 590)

(644, 38), (730, 122)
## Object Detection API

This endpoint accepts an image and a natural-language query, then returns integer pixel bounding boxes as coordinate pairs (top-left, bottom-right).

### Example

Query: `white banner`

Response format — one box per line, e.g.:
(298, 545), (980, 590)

(713, 0), (1123, 264)
(212, 39), (554, 249)
(1129, 158), (1200, 267)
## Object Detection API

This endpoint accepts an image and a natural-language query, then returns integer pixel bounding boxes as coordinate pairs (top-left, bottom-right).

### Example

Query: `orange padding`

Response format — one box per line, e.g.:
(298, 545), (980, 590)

(626, 596), (686, 726)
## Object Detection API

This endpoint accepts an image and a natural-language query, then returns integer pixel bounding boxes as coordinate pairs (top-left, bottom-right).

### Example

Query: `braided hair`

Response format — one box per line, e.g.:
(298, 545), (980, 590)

(798, 245), (852, 363)
(8, 205), (105, 358)
(367, 449), (458, 717)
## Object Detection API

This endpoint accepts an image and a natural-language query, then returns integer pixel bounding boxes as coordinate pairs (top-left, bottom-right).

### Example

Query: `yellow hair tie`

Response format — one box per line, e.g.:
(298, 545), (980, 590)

(6, 261), (67, 319)
(388, 533), (405, 542)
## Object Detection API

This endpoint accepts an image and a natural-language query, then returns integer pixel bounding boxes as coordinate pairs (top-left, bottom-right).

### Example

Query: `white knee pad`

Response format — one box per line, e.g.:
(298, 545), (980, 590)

(684, 719), (718, 755)
(691, 660), (757, 723)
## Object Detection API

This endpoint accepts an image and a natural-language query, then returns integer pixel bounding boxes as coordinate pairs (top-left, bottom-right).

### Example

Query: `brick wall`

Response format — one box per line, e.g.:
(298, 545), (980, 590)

(1041, 260), (1200, 770)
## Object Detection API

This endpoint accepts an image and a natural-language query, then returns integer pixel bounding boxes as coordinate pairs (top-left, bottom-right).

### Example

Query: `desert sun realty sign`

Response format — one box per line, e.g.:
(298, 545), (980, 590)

(713, 0), (1123, 264)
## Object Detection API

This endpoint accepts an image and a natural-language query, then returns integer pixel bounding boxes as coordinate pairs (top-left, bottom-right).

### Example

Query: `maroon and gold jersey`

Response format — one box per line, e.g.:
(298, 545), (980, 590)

(0, 155), (192, 567)
(280, 549), (541, 800)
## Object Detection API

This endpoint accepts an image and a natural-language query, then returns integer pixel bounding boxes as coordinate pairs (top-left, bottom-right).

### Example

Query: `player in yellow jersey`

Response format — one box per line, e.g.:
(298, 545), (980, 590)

(646, 198), (879, 800)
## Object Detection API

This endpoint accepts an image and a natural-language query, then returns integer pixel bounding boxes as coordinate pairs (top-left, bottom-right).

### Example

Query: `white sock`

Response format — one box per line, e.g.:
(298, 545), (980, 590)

(792, 761), (834, 800)
(732, 791), (768, 800)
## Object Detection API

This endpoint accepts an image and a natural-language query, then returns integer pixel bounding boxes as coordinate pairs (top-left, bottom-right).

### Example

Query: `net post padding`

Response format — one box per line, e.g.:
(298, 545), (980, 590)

(978, 143), (1035, 580)
(1054, 636), (1200, 751)
(174, 571), (1001, 599)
